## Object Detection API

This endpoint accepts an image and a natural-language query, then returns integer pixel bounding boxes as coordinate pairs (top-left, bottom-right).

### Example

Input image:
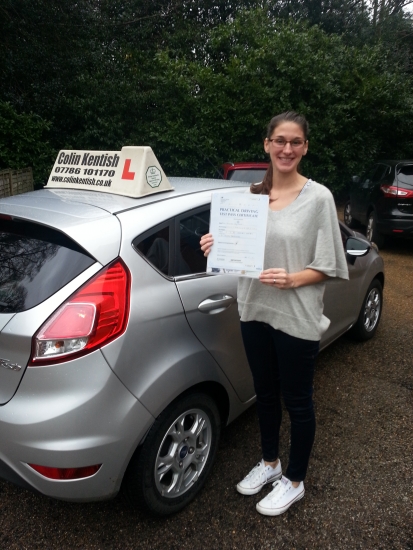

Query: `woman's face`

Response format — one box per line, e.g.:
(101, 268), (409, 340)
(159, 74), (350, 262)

(264, 121), (308, 175)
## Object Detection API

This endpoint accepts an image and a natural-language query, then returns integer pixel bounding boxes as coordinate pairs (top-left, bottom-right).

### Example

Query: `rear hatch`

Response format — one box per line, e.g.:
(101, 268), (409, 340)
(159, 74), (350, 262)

(0, 190), (122, 404)
(396, 164), (413, 214)
(0, 218), (98, 403)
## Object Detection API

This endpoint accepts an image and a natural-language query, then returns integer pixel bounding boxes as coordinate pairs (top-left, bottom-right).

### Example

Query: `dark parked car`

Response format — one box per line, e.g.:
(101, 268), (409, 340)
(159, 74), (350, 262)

(222, 162), (269, 183)
(344, 160), (413, 247)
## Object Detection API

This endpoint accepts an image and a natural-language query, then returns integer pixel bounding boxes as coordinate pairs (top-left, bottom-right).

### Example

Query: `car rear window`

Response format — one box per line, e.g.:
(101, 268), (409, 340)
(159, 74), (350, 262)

(397, 165), (413, 188)
(0, 219), (95, 313)
(227, 169), (267, 183)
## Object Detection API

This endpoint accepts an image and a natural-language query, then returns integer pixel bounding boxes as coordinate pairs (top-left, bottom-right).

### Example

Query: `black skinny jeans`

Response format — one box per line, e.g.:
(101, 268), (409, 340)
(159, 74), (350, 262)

(240, 321), (319, 482)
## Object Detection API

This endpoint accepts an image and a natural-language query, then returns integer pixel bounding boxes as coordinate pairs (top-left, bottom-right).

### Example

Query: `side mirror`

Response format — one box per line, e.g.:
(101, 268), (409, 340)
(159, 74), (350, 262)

(345, 236), (370, 257)
(352, 175), (360, 184)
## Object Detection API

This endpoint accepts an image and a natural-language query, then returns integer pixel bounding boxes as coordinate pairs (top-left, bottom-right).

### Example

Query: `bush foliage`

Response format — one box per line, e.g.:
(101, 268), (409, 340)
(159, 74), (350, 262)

(143, 16), (413, 191)
(1, 4), (412, 191)
(0, 101), (54, 185)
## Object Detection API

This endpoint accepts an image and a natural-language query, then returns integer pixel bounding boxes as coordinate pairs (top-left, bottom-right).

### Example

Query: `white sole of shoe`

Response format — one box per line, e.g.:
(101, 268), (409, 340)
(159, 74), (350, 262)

(256, 488), (305, 516)
(236, 472), (282, 496)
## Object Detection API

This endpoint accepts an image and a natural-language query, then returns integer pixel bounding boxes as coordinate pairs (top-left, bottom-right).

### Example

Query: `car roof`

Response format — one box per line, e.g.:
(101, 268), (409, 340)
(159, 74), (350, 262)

(0, 178), (249, 265)
(0, 177), (249, 218)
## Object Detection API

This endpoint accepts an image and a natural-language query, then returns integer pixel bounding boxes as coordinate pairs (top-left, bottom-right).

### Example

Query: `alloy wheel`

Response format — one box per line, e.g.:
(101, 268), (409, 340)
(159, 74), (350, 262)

(154, 408), (212, 498)
(363, 287), (381, 332)
(366, 215), (374, 242)
(344, 203), (352, 226)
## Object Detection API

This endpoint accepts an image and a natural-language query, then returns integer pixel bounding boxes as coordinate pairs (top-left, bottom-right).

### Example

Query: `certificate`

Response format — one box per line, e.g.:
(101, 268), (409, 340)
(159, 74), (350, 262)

(207, 192), (269, 278)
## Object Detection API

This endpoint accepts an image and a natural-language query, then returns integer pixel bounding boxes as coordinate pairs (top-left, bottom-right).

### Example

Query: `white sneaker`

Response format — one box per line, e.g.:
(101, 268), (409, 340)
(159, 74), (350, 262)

(256, 475), (304, 515)
(236, 459), (282, 495)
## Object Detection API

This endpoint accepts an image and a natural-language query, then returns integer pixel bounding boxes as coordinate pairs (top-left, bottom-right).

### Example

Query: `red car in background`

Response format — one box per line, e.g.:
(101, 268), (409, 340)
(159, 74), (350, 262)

(222, 162), (269, 183)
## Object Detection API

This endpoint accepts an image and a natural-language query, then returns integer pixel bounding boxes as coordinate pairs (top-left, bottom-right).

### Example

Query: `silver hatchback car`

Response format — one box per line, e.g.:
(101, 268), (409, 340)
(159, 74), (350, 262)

(0, 177), (384, 516)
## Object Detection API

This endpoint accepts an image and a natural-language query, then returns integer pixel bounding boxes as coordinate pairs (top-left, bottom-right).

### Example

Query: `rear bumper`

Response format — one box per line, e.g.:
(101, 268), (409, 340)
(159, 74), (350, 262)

(0, 351), (154, 501)
(376, 217), (413, 237)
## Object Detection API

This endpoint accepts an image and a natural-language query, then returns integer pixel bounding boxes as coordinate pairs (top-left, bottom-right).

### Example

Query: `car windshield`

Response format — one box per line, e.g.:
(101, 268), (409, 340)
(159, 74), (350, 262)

(227, 169), (267, 183)
(397, 164), (413, 188)
(0, 219), (95, 313)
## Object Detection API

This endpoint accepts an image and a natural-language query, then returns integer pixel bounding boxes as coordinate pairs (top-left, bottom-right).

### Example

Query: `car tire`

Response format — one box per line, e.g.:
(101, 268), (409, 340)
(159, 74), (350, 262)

(349, 278), (383, 341)
(123, 392), (221, 516)
(366, 211), (385, 248)
(344, 200), (359, 228)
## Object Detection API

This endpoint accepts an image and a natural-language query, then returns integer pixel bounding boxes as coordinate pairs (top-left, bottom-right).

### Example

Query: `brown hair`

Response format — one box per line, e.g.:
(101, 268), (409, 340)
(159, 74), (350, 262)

(250, 111), (309, 195)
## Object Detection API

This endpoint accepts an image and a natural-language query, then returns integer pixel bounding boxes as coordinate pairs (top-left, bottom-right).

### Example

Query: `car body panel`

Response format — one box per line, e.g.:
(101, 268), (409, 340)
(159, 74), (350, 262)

(175, 274), (254, 402)
(0, 351), (154, 501)
(0, 264), (101, 404)
(350, 163), (389, 223)
(323, 270), (362, 346)
(98, 250), (230, 416)
(322, 228), (383, 347)
(0, 313), (14, 332)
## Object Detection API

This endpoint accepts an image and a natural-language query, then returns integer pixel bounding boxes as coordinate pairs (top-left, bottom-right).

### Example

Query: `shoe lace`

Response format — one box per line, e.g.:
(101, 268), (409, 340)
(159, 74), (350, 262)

(268, 477), (291, 501)
(245, 462), (264, 481)
(267, 480), (285, 500)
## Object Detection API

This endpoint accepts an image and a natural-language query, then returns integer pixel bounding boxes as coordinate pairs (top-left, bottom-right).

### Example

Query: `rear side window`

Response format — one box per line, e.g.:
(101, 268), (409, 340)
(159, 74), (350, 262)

(132, 208), (210, 277)
(177, 209), (209, 275)
(397, 165), (413, 188)
(361, 164), (388, 187)
(133, 222), (171, 276)
(0, 219), (95, 313)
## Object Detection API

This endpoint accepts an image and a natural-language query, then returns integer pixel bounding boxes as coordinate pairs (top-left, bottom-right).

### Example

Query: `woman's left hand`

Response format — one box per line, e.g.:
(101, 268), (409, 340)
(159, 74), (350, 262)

(260, 268), (296, 289)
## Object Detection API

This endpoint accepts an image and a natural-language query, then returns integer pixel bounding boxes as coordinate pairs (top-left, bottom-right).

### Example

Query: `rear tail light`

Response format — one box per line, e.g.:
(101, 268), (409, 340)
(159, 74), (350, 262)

(28, 463), (101, 480)
(29, 259), (130, 366)
(380, 184), (413, 198)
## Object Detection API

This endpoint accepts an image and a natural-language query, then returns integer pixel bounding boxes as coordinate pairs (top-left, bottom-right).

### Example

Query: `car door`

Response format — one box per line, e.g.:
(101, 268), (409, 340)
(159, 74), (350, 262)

(173, 206), (255, 403)
(321, 225), (368, 347)
(351, 164), (388, 224)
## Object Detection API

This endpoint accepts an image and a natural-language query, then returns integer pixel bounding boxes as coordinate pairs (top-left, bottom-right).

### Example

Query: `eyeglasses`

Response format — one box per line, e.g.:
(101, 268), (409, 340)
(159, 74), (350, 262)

(267, 138), (307, 148)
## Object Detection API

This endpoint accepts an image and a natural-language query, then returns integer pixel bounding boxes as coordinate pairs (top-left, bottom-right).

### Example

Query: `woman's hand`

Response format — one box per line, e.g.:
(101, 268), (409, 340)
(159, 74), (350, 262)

(260, 268), (329, 289)
(200, 233), (214, 257)
(260, 268), (296, 289)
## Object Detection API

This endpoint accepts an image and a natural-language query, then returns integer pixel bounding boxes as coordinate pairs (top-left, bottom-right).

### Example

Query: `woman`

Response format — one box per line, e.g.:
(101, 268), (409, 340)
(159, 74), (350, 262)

(200, 111), (349, 516)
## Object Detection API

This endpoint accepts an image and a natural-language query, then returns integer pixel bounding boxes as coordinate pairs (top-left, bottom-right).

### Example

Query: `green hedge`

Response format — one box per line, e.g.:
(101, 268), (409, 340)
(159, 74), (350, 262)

(0, 101), (55, 186)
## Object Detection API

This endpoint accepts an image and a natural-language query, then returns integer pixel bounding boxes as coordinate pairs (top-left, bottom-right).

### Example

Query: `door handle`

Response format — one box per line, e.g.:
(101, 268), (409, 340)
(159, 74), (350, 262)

(198, 294), (235, 314)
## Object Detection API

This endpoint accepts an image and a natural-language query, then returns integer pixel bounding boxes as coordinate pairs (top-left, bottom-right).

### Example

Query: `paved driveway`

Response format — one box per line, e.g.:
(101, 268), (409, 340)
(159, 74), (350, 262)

(0, 222), (412, 550)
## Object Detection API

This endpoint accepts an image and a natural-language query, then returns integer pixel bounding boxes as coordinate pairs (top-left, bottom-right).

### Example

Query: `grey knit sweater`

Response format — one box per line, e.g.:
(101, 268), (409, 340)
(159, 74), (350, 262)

(237, 180), (349, 341)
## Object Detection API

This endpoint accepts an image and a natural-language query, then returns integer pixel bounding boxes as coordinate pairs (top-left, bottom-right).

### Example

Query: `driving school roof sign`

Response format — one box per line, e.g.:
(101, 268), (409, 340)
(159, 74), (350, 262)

(46, 146), (173, 198)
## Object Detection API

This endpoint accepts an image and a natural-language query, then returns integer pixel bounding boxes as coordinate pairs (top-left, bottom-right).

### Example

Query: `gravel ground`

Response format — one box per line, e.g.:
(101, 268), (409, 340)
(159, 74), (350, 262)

(0, 221), (412, 549)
